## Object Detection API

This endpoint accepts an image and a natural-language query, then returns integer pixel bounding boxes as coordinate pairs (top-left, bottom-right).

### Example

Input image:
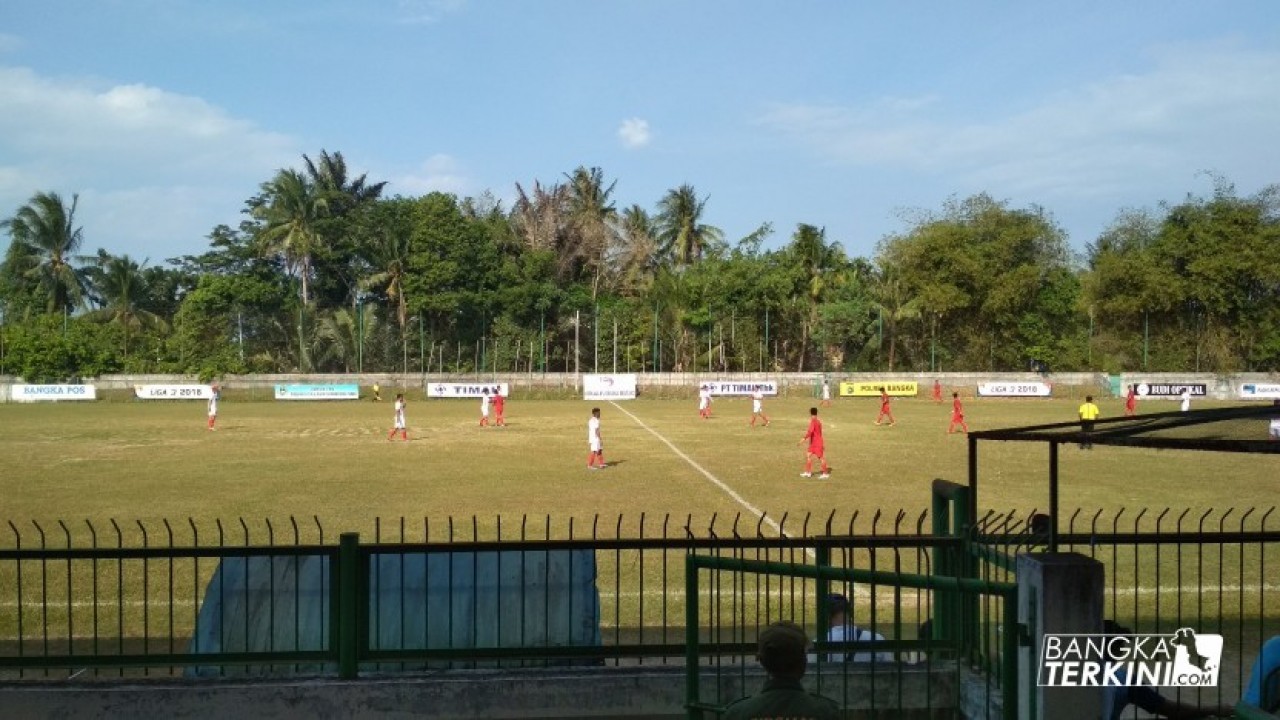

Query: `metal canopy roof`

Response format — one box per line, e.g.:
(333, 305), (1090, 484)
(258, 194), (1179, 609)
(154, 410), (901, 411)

(969, 403), (1280, 454)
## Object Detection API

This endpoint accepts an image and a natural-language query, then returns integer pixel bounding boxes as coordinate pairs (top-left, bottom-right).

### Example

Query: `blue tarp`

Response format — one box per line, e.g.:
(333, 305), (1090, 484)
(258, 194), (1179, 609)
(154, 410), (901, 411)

(187, 549), (600, 675)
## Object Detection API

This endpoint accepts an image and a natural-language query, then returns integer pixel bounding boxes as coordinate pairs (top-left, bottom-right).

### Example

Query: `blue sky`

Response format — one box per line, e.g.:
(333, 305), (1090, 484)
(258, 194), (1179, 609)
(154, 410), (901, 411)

(2, 1), (1279, 265)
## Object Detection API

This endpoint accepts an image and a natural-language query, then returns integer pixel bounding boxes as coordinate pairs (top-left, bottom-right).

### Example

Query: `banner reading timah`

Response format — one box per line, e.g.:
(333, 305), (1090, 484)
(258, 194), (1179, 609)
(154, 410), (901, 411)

(11, 384), (97, 402)
(583, 374), (637, 400)
(839, 381), (918, 397)
(274, 384), (360, 401)
(426, 382), (509, 398)
(134, 384), (215, 400)
(703, 381), (778, 396)
(977, 382), (1052, 398)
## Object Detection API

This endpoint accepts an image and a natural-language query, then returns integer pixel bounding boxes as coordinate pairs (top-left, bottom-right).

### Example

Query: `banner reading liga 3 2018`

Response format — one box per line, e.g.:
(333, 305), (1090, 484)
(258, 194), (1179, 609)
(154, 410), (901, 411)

(839, 381), (918, 397)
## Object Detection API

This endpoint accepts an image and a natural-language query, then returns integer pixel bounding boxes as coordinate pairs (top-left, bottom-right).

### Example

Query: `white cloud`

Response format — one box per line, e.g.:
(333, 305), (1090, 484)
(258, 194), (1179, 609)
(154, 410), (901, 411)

(758, 44), (1280, 202)
(618, 117), (652, 149)
(392, 154), (470, 196)
(0, 65), (299, 260)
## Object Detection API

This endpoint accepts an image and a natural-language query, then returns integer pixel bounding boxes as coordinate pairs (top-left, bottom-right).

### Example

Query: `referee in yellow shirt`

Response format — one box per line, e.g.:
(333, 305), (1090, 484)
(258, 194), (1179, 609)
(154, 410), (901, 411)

(1078, 395), (1101, 449)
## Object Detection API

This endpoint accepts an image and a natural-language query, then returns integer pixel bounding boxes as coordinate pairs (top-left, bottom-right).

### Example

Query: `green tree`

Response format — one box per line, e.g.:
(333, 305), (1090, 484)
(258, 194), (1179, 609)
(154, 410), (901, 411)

(1, 191), (90, 315)
(252, 169), (328, 306)
(655, 184), (723, 266)
(84, 253), (165, 359)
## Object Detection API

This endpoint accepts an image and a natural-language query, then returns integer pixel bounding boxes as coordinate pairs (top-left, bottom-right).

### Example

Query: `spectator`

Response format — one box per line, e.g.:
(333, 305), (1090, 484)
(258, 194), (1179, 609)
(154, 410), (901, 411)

(723, 621), (839, 720)
(814, 593), (893, 664)
(1242, 634), (1280, 712)
(1102, 621), (1233, 720)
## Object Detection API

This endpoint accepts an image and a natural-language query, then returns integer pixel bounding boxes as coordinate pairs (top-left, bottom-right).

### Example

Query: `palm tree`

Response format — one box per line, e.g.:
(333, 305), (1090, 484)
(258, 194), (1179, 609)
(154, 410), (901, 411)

(360, 230), (411, 332)
(304, 150), (386, 210)
(789, 224), (837, 371)
(312, 304), (379, 372)
(870, 265), (920, 371)
(612, 204), (659, 296)
(565, 166), (619, 300)
(655, 184), (723, 267)
(253, 170), (327, 305)
(1, 191), (89, 314)
(85, 253), (164, 358)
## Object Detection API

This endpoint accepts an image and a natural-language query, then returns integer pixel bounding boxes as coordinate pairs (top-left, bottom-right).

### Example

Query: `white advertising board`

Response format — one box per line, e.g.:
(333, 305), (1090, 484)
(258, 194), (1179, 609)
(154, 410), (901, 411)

(1135, 382), (1207, 399)
(426, 382), (509, 398)
(1239, 383), (1280, 400)
(702, 381), (778, 396)
(12, 384), (97, 402)
(134, 384), (215, 400)
(583, 374), (638, 401)
(977, 382), (1052, 398)
(274, 384), (360, 400)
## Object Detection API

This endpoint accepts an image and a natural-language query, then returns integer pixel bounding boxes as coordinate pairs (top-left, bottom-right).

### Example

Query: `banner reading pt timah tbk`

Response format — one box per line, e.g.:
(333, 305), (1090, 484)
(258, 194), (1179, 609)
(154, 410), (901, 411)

(426, 382), (509, 398)
(702, 381), (778, 396)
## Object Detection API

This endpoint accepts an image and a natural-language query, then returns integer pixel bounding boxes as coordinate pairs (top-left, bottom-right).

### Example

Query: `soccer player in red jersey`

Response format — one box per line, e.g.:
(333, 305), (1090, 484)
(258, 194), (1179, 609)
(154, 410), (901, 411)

(948, 392), (969, 434)
(874, 387), (896, 426)
(797, 407), (830, 478)
(1124, 385), (1137, 417)
(932, 379), (943, 403)
(494, 390), (506, 426)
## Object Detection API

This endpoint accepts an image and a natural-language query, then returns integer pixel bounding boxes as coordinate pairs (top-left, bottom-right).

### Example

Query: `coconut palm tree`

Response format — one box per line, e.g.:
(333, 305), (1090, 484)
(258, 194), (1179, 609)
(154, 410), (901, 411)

(253, 169), (328, 305)
(360, 230), (411, 332)
(564, 166), (618, 300)
(85, 253), (164, 359)
(312, 304), (380, 372)
(612, 204), (659, 296)
(870, 265), (921, 371)
(304, 150), (386, 210)
(655, 184), (723, 267)
(1, 191), (89, 314)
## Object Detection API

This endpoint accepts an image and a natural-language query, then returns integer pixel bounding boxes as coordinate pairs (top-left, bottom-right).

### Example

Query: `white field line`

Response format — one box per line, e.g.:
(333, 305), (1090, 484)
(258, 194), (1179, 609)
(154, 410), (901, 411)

(608, 401), (812, 559)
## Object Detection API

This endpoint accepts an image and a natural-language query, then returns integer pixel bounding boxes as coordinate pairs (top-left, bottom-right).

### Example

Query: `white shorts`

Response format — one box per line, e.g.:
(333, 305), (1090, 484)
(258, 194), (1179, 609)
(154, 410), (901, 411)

(589, 441), (602, 453)
(698, 398), (708, 410)
(753, 401), (762, 413)
(1270, 419), (1280, 439)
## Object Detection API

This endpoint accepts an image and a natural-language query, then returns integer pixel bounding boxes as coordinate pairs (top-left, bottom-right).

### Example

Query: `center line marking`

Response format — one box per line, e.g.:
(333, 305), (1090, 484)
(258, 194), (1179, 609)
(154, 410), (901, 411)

(609, 402), (814, 558)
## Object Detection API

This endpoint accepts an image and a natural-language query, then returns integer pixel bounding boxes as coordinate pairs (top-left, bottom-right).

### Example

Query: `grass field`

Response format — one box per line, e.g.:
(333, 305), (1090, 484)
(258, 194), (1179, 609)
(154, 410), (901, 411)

(1, 394), (1276, 536)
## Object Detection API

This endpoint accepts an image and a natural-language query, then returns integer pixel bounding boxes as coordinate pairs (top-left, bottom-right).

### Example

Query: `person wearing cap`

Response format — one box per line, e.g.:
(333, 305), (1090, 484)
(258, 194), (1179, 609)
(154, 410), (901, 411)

(816, 594), (893, 664)
(722, 621), (840, 720)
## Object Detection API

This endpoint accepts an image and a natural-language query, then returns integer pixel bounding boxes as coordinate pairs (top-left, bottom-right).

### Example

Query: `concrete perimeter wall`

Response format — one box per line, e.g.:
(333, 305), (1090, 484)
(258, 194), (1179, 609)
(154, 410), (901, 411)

(0, 665), (960, 720)
(4, 371), (1279, 401)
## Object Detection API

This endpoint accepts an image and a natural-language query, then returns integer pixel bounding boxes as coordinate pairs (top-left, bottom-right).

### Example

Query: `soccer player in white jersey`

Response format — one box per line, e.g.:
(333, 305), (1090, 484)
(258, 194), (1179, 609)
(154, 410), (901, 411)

(587, 407), (606, 469)
(750, 389), (770, 427)
(388, 393), (408, 441)
(698, 385), (712, 419)
(480, 389), (492, 427)
(207, 385), (219, 431)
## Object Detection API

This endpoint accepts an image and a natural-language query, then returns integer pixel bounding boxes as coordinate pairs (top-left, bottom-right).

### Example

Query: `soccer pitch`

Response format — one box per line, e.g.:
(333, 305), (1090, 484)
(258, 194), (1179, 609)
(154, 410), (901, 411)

(1, 394), (1275, 536)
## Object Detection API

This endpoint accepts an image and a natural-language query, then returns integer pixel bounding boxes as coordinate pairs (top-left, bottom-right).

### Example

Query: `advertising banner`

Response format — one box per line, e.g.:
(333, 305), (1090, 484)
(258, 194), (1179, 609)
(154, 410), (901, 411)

(1239, 383), (1280, 400)
(134, 384), (215, 400)
(273, 384), (360, 401)
(12, 384), (97, 402)
(1135, 382), (1207, 399)
(977, 382), (1052, 398)
(702, 380), (778, 396)
(426, 382), (509, 398)
(839, 381), (918, 397)
(583, 374), (638, 401)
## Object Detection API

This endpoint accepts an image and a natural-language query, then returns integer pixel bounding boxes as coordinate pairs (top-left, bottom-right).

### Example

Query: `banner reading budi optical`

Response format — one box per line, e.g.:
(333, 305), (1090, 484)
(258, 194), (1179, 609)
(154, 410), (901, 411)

(274, 384), (359, 401)
(426, 383), (509, 398)
(134, 385), (215, 400)
(1240, 383), (1280, 400)
(977, 382), (1052, 398)
(704, 381), (778, 396)
(12, 384), (97, 402)
(839, 381), (918, 397)
(583, 374), (637, 400)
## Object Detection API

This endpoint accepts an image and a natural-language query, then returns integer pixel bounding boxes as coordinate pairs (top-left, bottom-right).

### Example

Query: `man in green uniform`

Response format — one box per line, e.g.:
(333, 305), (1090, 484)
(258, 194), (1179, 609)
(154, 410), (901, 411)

(722, 621), (840, 720)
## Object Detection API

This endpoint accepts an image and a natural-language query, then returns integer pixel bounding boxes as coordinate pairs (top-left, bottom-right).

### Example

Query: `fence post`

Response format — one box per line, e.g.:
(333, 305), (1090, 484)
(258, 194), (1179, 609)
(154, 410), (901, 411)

(338, 532), (360, 679)
(1016, 552), (1103, 720)
(814, 544), (831, 642)
(685, 554), (703, 720)
(930, 488), (954, 647)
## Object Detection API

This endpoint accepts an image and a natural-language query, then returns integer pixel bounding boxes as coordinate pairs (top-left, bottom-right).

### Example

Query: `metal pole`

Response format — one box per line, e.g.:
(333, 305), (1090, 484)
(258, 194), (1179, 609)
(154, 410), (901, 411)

(419, 316), (425, 374)
(1143, 310), (1149, 370)
(593, 304), (599, 373)
(652, 307), (659, 373)
(237, 312), (244, 364)
(1049, 441), (1060, 552)
(357, 298), (363, 374)
(574, 309), (580, 380)
(338, 532), (360, 679)
(613, 317), (618, 373)
(540, 311), (546, 373)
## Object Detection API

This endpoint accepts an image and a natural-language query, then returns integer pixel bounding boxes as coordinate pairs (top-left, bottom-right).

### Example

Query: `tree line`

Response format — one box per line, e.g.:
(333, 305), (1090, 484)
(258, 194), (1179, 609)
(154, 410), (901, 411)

(2, 151), (1278, 381)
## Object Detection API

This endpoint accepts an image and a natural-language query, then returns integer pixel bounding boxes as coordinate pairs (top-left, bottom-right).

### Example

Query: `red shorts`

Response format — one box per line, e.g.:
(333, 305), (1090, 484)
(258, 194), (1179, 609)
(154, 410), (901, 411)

(951, 413), (964, 422)
(808, 444), (824, 456)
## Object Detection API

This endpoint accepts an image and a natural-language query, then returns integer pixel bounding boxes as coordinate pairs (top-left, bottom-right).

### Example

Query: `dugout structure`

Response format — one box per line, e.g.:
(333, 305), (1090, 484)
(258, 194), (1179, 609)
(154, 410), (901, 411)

(966, 403), (1280, 551)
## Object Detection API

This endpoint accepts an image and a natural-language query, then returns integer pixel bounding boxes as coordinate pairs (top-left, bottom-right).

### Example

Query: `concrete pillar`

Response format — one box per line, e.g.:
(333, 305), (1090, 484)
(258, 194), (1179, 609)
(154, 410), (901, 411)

(1017, 552), (1105, 720)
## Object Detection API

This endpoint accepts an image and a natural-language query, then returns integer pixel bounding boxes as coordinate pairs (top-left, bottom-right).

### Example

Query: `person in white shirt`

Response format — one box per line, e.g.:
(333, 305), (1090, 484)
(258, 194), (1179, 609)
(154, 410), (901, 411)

(586, 407), (605, 469)
(750, 389), (770, 427)
(1180, 388), (1192, 412)
(698, 385), (712, 419)
(1270, 400), (1280, 441)
(480, 389), (492, 427)
(387, 393), (407, 441)
(821, 381), (832, 407)
(811, 594), (894, 664)
(206, 385), (219, 431)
